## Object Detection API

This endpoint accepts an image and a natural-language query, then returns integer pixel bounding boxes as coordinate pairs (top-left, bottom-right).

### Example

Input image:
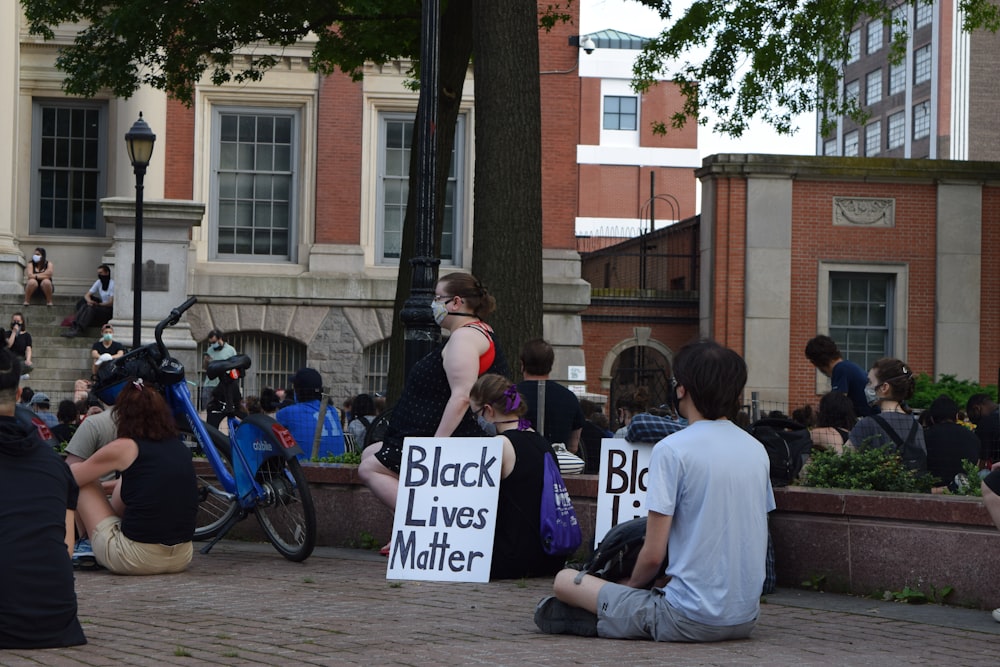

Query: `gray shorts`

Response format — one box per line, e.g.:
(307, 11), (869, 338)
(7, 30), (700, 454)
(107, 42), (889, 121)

(596, 583), (757, 642)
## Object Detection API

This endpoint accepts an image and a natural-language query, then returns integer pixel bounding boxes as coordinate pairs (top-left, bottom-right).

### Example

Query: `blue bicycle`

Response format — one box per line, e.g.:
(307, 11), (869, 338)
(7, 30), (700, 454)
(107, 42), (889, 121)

(94, 297), (317, 562)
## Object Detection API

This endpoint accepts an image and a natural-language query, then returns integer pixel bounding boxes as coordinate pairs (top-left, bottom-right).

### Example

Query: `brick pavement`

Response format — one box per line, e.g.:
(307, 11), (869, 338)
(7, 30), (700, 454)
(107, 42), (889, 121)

(1, 542), (997, 666)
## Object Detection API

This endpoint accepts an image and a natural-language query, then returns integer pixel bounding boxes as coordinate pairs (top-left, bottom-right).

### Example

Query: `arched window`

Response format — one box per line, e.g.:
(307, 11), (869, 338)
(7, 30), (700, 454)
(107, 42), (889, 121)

(609, 345), (671, 430)
(363, 339), (390, 395)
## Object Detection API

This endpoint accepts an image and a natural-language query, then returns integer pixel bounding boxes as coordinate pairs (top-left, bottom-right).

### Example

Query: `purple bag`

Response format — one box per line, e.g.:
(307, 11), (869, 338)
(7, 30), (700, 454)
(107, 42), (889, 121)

(540, 451), (583, 555)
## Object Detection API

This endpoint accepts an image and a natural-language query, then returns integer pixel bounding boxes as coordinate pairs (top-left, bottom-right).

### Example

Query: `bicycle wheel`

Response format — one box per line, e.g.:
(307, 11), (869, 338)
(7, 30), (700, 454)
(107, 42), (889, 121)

(179, 421), (241, 541)
(254, 456), (317, 562)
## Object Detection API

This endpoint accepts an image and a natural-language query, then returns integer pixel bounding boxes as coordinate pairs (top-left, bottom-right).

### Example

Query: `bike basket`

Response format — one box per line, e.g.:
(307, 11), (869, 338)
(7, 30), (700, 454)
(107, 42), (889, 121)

(93, 348), (160, 405)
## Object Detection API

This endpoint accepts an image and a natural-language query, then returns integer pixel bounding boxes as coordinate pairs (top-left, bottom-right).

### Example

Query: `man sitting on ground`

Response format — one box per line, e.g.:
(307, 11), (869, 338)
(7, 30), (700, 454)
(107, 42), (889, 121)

(535, 339), (774, 642)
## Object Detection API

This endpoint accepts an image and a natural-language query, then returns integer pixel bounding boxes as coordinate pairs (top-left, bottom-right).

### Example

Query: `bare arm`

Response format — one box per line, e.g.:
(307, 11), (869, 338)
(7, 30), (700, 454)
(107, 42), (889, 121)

(625, 510), (671, 588)
(69, 438), (139, 487)
(435, 327), (489, 438)
(566, 427), (582, 455)
(35, 261), (54, 282)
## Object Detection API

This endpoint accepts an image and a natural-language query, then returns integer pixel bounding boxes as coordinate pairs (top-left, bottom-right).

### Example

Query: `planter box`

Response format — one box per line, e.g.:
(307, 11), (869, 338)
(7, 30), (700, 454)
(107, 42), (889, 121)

(201, 462), (1000, 609)
(770, 486), (999, 609)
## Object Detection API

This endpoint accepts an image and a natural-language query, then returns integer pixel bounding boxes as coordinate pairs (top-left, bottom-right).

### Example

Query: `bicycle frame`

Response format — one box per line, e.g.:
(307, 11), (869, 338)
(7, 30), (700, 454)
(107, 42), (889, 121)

(93, 297), (316, 561)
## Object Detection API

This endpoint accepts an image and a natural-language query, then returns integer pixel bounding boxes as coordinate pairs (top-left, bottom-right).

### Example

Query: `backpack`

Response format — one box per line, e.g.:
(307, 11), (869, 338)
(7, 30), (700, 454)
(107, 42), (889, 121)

(749, 417), (813, 486)
(539, 450), (583, 556)
(573, 517), (667, 589)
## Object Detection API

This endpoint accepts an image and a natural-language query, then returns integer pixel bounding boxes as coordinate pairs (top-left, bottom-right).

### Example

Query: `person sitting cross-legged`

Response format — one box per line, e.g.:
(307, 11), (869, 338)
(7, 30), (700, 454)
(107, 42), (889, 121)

(535, 339), (775, 641)
(69, 378), (199, 575)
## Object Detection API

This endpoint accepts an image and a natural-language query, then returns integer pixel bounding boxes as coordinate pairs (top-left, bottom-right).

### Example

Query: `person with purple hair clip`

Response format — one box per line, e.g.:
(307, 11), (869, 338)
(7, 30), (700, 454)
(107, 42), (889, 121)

(469, 373), (568, 580)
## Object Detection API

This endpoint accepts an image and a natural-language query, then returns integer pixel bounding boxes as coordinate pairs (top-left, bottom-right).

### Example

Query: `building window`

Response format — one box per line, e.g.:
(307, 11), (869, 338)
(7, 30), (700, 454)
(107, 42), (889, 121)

(867, 20), (884, 54)
(363, 339), (390, 395)
(845, 79), (860, 106)
(916, 0), (933, 28)
(865, 120), (882, 155)
(913, 100), (931, 139)
(887, 111), (905, 149)
(198, 332), (305, 401)
(829, 273), (893, 372)
(824, 138), (838, 156)
(603, 96), (638, 131)
(914, 45), (931, 84)
(866, 70), (883, 105)
(377, 113), (464, 264)
(889, 60), (906, 95)
(844, 130), (859, 157)
(891, 4), (909, 36)
(847, 29), (861, 63)
(212, 109), (297, 259)
(31, 100), (107, 234)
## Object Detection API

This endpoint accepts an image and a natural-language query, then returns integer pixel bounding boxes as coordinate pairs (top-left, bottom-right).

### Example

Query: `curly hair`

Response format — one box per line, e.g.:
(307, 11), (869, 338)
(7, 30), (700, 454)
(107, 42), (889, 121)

(438, 272), (497, 319)
(815, 392), (856, 430)
(114, 379), (179, 441)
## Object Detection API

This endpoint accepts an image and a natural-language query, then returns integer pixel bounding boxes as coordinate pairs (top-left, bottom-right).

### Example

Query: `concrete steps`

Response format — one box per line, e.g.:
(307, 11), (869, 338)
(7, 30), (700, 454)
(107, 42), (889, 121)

(3, 294), (107, 403)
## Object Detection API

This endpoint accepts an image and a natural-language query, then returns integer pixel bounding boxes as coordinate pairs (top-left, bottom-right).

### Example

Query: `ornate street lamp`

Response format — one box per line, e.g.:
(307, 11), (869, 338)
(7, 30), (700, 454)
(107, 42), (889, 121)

(124, 113), (156, 349)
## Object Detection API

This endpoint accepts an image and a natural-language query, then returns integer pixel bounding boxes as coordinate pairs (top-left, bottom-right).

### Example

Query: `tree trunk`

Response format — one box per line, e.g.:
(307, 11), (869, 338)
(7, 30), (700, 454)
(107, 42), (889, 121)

(386, 0), (474, 401)
(471, 0), (544, 376)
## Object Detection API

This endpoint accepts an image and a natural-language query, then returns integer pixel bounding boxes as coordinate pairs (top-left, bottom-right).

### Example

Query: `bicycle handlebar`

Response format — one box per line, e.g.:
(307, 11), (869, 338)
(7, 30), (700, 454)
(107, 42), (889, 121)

(154, 296), (198, 358)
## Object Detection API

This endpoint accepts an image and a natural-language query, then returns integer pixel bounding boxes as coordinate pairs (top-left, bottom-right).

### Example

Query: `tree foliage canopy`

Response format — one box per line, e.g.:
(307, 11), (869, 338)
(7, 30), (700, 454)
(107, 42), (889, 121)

(21, 0), (423, 104)
(632, 0), (1000, 137)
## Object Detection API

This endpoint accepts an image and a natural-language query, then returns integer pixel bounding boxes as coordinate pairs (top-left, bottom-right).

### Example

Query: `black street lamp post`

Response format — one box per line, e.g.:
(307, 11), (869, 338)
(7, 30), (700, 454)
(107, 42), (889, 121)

(400, 0), (442, 378)
(124, 113), (156, 350)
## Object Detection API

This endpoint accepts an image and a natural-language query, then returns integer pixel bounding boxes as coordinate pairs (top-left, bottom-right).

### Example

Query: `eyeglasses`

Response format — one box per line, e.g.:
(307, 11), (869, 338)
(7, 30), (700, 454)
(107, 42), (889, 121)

(433, 295), (453, 303)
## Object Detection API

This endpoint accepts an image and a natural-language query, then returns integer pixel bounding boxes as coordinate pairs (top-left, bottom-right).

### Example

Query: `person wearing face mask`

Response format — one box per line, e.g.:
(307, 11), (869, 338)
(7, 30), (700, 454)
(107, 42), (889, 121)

(5, 312), (33, 375)
(468, 373), (568, 580)
(965, 394), (1000, 466)
(61, 265), (114, 338)
(201, 329), (237, 427)
(846, 358), (927, 472)
(358, 272), (508, 551)
(90, 324), (125, 377)
(23, 247), (55, 306)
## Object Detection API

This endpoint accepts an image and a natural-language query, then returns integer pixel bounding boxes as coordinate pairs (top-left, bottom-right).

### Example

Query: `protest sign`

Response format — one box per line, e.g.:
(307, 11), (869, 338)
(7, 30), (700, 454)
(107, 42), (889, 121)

(594, 438), (653, 547)
(387, 437), (503, 583)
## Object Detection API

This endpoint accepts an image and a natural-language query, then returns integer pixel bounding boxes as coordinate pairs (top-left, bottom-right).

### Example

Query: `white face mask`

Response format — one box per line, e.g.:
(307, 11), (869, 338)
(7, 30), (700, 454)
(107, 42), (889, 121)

(431, 300), (449, 326)
(864, 385), (879, 405)
(32, 254), (41, 263)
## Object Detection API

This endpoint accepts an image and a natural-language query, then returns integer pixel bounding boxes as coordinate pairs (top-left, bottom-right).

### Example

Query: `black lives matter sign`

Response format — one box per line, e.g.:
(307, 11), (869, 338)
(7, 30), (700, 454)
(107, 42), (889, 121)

(387, 437), (503, 583)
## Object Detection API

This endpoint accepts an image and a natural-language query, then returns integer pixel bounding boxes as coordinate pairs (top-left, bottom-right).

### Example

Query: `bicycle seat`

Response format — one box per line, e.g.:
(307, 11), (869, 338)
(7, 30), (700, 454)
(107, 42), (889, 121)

(206, 354), (252, 380)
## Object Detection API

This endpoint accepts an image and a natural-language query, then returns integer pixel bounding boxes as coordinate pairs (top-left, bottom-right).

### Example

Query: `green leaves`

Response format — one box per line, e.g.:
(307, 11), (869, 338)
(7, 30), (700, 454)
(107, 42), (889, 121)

(633, 0), (1000, 137)
(803, 446), (935, 493)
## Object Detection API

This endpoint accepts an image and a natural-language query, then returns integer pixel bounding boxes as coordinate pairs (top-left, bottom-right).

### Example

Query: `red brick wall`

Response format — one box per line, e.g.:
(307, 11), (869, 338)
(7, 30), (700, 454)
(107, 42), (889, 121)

(707, 176), (747, 354)
(164, 99), (194, 200)
(580, 319), (699, 396)
(315, 72), (363, 245)
(579, 77), (601, 146)
(981, 185), (1000, 385)
(785, 180), (939, 409)
(539, 2), (581, 250)
(639, 83), (697, 149)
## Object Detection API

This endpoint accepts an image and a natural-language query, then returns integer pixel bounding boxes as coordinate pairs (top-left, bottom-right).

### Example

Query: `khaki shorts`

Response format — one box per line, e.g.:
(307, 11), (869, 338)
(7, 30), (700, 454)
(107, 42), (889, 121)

(91, 516), (193, 575)
(596, 583), (757, 642)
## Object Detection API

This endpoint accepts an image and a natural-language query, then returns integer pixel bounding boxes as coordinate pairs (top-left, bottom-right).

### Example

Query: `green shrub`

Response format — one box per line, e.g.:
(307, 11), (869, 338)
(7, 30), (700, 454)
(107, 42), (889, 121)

(315, 451), (361, 465)
(802, 446), (935, 493)
(910, 374), (997, 411)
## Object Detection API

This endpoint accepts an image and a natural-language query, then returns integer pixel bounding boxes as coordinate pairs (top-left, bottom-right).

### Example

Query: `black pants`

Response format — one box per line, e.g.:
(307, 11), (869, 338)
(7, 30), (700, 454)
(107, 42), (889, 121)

(73, 299), (113, 330)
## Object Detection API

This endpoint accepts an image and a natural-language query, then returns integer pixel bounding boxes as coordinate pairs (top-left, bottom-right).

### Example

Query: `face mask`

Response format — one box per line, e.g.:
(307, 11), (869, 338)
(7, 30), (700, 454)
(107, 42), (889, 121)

(103, 333), (113, 342)
(213, 342), (224, 351)
(431, 300), (449, 326)
(864, 385), (879, 406)
(9, 322), (19, 329)
(32, 254), (41, 263)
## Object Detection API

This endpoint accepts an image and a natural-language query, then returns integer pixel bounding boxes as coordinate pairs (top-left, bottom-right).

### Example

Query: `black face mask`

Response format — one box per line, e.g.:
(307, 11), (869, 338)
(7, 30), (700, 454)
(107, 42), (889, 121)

(9, 322), (20, 329)
(98, 273), (111, 290)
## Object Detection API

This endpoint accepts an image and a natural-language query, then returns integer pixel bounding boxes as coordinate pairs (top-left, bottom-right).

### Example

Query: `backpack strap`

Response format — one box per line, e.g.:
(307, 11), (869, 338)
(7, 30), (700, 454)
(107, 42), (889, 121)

(536, 381), (546, 438)
(870, 414), (918, 452)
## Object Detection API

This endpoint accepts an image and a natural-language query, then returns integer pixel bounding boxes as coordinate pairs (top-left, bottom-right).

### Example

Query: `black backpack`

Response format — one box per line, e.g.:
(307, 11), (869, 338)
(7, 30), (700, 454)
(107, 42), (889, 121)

(572, 518), (667, 589)
(749, 417), (813, 487)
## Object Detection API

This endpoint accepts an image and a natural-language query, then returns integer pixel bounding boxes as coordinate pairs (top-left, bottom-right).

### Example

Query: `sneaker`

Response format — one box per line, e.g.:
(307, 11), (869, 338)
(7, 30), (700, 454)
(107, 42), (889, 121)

(534, 595), (599, 637)
(992, 608), (1000, 623)
(72, 538), (99, 570)
(20, 374), (29, 380)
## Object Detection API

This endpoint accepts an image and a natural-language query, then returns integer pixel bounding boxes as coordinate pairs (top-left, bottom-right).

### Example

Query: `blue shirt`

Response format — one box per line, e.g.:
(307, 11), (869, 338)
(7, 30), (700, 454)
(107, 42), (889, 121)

(275, 400), (345, 459)
(831, 359), (876, 417)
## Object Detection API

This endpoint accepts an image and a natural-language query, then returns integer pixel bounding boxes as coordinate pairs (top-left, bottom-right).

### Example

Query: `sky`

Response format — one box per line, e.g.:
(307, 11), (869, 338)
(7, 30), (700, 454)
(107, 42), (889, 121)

(580, 0), (817, 158)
